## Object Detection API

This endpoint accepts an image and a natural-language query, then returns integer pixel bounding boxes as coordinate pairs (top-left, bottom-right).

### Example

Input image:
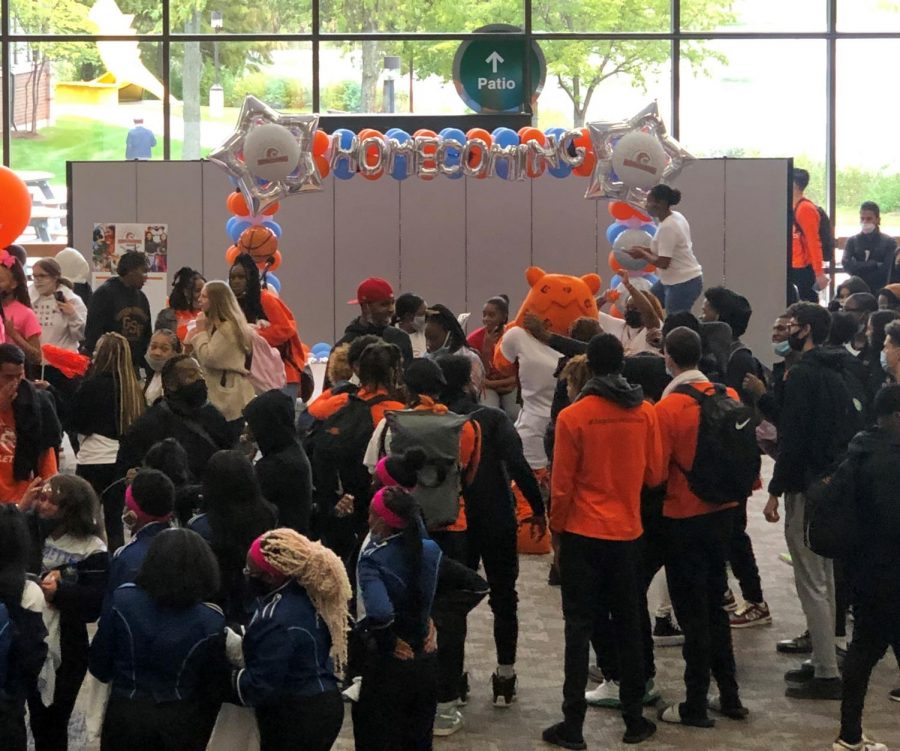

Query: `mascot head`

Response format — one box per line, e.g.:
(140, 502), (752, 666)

(513, 266), (602, 336)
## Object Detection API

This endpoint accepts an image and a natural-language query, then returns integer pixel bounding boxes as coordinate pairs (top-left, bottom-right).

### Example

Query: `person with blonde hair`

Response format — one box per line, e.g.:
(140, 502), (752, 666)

(233, 528), (350, 751)
(71, 332), (145, 550)
(186, 281), (255, 428)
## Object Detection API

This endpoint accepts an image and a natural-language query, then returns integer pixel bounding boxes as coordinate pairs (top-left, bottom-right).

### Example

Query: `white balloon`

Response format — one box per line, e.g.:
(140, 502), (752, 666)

(615, 275), (654, 311)
(612, 228), (655, 271)
(243, 123), (301, 182)
(610, 131), (668, 190)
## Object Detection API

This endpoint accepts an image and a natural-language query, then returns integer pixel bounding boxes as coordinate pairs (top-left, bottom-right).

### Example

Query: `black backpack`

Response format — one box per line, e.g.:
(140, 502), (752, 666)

(804, 452), (862, 558)
(794, 197), (835, 264)
(674, 384), (761, 504)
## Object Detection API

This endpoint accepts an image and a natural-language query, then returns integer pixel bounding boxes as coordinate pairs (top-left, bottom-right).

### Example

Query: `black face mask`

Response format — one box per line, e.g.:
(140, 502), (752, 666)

(170, 380), (208, 410)
(624, 309), (643, 328)
(788, 331), (807, 352)
(245, 573), (271, 598)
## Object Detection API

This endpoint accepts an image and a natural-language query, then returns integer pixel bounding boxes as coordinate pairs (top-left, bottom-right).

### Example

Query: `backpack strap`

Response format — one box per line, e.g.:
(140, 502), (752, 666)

(160, 401), (219, 450)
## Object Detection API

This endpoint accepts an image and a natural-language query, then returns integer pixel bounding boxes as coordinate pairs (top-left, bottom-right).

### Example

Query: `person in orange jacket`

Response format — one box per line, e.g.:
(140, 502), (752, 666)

(654, 326), (748, 728)
(544, 333), (663, 750)
(229, 254), (307, 400)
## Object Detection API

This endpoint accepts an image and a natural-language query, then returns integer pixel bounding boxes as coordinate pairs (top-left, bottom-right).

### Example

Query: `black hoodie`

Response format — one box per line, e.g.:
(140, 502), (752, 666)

(844, 427), (900, 603)
(244, 389), (313, 534)
(769, 347), (863, 496)
(578, 374), (645, 409)
(336, 318), (413, 364)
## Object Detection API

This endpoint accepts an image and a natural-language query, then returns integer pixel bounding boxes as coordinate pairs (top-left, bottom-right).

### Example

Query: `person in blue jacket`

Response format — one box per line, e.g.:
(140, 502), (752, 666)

(0, 505), (48, 751)
(105, 469), (174, 595)
(232, 527), (351, 751)
(90, 528), (226, 751)
(352, 485), (443, 751)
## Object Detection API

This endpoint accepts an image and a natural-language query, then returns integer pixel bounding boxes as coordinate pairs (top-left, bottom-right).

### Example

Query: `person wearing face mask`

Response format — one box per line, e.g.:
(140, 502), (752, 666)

(467, 295), (519, 419)
(829, 277), (871, 313)
(843, 202), (896, 295)
(862, 310), (900, 400)
(116, 355), (233, 482)
(393, 292), (428, 358)
(143, 329), (181, 406)
(424, 304), (485, 397)
(598, 271), (664, 356)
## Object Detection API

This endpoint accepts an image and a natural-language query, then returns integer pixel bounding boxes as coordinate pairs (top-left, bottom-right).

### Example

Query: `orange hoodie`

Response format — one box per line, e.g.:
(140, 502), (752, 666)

(550, 394), (664, 541)
(655, 381), (741, 519)
(258, 290), (307, 384)
(792, 198), (824, 275)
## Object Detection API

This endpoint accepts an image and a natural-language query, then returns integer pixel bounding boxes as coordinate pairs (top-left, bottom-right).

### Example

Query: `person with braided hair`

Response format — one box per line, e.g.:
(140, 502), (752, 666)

(234, 528), (350, 751)
(353, 486), (442, 751)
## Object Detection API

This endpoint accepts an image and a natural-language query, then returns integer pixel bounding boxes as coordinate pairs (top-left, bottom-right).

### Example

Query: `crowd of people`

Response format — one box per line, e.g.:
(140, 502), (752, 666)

(0, 171), (897, 751)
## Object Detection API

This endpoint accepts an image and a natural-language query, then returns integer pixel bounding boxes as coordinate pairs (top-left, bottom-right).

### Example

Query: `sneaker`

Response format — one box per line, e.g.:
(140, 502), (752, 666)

(588, 664), (605, 684)
(722, 588), (738, 612)
(890, 687), (900, 702)
(730, 601), (772, 629)
(777, 630), (812, 654)
(643, 678), (661, 705)
(832, 736), (888, 751)
(658, 702), (715, 728)
(541, 722), (587, 750)
(492, 672), (517, 707)
(785, 676), (842, 700)
(622, 717), (657, 745)
(779, 552), (794, 566)
(784, 662), (815, 684)
(457, 672), (469, 707)
(548, 564), (561, 586)
(586, 679), (620, 708)
(653, 613), (685, 647)
(433, 704), (464, 737)
(708, 695), (749, 719)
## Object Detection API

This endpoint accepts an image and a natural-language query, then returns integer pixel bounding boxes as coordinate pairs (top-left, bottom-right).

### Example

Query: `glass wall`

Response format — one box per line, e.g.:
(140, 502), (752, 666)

(3, 0), (900, 246)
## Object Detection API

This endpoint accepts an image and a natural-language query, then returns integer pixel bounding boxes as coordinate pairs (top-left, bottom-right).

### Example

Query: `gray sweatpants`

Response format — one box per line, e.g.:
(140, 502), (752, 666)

(784, 492), (839, 679)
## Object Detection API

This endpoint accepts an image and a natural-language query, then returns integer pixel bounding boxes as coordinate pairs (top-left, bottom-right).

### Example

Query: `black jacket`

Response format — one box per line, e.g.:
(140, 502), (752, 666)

(83, 277), (151, 369)
(842, 231), (896, 293)
(844, 427), (900, 604)
(116, 398), (234, 480)
(0, 582), (48, 705)
(69, 373), (120, 441)
(768, 347), (860, 496)
(10, 380), (61, 484)
(757, 360), (788, 425)
(336, 318), (413, 364)
(244, 390), (313, 534)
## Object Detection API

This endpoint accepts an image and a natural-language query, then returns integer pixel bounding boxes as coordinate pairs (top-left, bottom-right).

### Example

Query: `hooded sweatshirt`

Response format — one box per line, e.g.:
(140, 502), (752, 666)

(335, 318), (413, 365)
(550, 374), (664, 541)
(244, 390), (313, 534)
(768, 346), (863, 497)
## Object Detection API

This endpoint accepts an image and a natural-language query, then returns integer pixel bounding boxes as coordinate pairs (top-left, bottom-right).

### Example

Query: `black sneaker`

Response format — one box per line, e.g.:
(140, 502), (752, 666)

(492, 672), (517, 707)
(541, 722), (587, 750)
(784, 662), (815, 685)
(776, 630), (812, 654)
(458, 671), (469, 706)
(652, 613), (684, 647)
(785, 677), (842, 700)
(623, 717), (657, 744)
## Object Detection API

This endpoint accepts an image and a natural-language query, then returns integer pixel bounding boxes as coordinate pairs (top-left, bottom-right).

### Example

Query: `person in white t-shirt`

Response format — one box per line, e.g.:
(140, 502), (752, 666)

(627, 185), (703, 314)
(599, 270), (664, 356)
(393, 292), (428, 357)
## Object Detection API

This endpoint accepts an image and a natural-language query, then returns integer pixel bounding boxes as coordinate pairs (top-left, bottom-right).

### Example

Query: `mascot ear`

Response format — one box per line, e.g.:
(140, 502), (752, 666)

(525, 266), (546, 288)
(582, 273), (602, 295)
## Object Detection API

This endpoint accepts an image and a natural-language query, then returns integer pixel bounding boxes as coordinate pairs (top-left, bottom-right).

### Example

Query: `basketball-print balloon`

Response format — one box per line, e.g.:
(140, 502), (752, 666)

(238, 226), (278, 266)
(243, 123), (302, 182)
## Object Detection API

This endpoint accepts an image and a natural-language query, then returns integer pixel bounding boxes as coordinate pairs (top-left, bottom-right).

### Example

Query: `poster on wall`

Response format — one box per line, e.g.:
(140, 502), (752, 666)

(91, 222), (169, 321)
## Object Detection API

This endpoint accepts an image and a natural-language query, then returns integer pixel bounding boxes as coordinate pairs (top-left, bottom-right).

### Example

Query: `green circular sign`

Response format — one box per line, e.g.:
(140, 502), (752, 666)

(452, 25), (546, 113)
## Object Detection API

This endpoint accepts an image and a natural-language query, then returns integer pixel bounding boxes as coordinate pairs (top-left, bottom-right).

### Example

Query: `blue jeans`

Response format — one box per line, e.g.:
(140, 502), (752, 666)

(651, 275), (703, 314)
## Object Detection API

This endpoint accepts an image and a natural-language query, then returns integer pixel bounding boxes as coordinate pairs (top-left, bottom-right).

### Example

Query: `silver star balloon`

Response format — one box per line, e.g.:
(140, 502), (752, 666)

(209, 95), (321, 216)
(585, 101), (693, 207)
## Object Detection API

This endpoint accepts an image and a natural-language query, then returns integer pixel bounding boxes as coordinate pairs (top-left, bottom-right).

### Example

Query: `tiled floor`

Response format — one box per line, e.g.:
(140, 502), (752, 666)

(64, 461), (898, 751)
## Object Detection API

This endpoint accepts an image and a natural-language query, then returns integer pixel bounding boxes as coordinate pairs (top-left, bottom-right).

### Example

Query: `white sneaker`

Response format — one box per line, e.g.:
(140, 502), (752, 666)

(585, 679), (620, 708)
(833, 737), (888, 751)
(433, 704), (464, 737)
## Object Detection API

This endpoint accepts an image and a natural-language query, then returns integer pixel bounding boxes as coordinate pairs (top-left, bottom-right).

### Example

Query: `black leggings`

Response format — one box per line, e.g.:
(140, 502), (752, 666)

(101, 696), (210, 751)
(256, 690), (343, 751)
(77, 463), (123, 551)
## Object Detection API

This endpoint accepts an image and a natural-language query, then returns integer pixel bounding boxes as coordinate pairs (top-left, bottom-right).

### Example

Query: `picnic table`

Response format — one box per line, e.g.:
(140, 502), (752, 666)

(15, 170), (56, 202)
(29, 206), (68, 242)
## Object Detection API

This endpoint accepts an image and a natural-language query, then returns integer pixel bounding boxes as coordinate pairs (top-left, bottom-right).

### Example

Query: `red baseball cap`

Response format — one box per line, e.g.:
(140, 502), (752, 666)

(348, 277), (394, 305)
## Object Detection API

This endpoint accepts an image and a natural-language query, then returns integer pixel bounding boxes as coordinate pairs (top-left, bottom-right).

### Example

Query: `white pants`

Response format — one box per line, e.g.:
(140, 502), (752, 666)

(481, 388), (520, 421)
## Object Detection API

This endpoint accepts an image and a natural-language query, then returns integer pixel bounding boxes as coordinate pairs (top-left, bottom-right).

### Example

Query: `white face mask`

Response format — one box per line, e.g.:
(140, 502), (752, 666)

(34, 277), (56, 295)
(412, 315), (426, 333)
(861, 222), (877, 235)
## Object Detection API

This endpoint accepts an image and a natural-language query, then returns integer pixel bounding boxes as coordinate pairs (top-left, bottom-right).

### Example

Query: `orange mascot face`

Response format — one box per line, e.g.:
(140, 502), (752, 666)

(513, 266), (602, 336)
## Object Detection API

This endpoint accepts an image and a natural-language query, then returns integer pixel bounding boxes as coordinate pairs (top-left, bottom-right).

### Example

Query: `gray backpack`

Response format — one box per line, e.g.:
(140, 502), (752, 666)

(384, 410), (470, 529)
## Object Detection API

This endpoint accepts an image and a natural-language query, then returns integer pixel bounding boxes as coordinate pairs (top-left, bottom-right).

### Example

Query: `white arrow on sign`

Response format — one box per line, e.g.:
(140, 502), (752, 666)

(485, 51), (504, 73)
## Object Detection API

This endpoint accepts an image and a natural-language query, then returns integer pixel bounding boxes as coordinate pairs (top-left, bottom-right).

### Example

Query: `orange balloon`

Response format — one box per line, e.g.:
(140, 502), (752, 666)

(314, 155), (330, 179)
(465, 128), (493, 146)
(573, 152), (595, 178)
(465, 128), (492, 178)
(262, 250), (282, 272)
(608, 201), (635, 221)
(262, 202), (279, 216)
(608, 252), (623, 273)
(413, 129), (438, 180)
(0, 168), (31, 248)
(357, 129), (385, 178)
(313, 129), (329, 158)
(635, 209), (652, 223)
(226, 191), (248, 216)
(518, 127), (546, 145)
(225, 244), (241, 266)
(609, 304), (624, 320)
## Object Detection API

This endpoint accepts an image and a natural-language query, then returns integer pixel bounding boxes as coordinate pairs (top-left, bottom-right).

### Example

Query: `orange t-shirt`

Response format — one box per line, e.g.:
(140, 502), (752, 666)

(0, 408), (58, 504)
(654, 382), (740, 519)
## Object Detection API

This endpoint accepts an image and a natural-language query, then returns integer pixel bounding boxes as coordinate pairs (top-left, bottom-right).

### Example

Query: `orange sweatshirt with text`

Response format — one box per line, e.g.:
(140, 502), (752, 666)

(550, 395), (664, 541)
(654, 382), (741, 519)
(792, 198), (824, 275)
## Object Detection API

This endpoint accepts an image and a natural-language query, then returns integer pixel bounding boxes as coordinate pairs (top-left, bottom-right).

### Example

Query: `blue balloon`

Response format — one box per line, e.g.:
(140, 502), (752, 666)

(311, 342), (332, 357)
(490, 128), (519, 180)
(609, 274), (622, 289)
(643, 273), (659, 286)
(438, 128), (466, 180)
(543, 127), (572, 177)
(261, 220), (282, 238)
(226, 216), (240, 239)
(332, 128), (357, 180)
(388, 129), (412, 181)
(263, 272), (281, 294)
(229, 220), (252, 244)
(641, 223), (657, 236)
(606, 223), (628, 245)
